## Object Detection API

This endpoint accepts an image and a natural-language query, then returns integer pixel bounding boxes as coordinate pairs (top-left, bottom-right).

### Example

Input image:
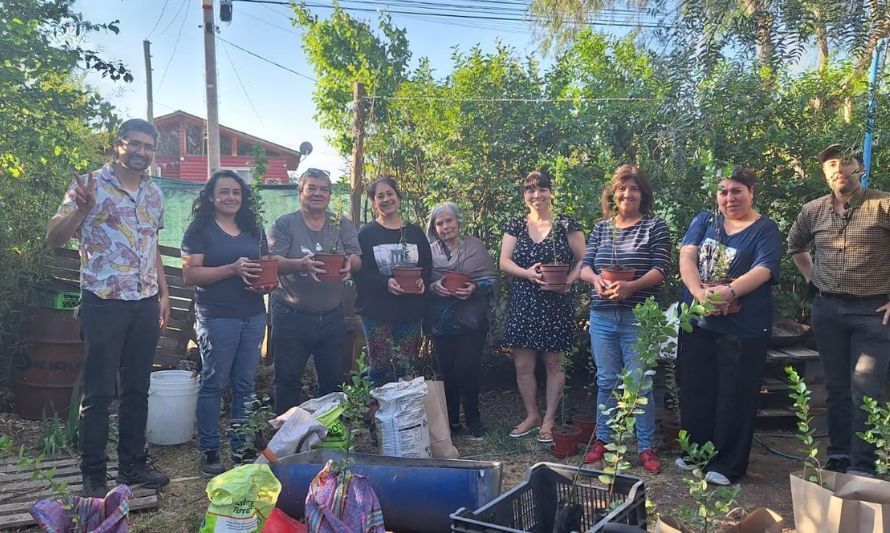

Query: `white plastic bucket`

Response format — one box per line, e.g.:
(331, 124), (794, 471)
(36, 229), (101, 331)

(146, 370), (199, 445)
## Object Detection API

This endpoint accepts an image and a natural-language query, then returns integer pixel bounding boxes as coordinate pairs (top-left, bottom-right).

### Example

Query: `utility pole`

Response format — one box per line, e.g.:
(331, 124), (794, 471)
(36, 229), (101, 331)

(143, 39), (157, 176)
(202, 0), (221, 177)
(350, 82), (365, 224)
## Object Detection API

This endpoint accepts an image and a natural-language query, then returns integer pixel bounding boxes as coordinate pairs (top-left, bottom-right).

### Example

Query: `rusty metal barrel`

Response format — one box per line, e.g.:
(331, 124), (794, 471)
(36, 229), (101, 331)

(13, 305), (85, 419)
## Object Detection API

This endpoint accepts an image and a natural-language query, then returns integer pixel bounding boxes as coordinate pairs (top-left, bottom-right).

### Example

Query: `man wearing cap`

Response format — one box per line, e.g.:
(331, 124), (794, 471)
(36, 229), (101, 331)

(267, 168), (361, 415)
(787, 143), (890, 476)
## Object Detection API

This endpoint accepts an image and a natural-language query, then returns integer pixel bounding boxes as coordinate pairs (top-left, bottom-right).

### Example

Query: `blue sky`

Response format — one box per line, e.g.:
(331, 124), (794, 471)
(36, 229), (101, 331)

(74, 0), (561, 179)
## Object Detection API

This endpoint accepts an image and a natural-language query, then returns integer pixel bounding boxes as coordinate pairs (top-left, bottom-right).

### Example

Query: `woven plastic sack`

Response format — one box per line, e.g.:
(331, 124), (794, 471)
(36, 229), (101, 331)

(299, 393), (348, 451)
(199, 464), (282, 533)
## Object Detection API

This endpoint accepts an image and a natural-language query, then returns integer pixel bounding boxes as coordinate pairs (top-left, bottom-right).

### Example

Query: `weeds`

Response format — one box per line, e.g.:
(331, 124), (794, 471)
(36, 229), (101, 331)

(674, 430), (740, 532)
(233, 394), (273, 458)
(786, 365), (822, 484)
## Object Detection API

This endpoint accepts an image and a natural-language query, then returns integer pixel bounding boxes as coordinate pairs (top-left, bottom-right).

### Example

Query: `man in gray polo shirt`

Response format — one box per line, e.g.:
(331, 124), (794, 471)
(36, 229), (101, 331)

(268, 168), (361, 413)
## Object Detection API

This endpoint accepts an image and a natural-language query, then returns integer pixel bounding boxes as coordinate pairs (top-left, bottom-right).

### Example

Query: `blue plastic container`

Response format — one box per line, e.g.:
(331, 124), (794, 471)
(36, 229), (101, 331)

(270, 450), (502, 533)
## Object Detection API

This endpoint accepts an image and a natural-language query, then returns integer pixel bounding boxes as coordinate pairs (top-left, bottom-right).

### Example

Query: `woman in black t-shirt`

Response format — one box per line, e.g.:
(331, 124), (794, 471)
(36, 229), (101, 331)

(181, 170), (269, 476)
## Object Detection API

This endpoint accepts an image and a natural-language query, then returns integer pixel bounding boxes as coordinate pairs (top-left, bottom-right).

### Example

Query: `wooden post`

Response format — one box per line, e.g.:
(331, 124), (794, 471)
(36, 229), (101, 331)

(202, 0), (221, 177)
(143, 40), (157, 177)
(350, 82), (365, 224)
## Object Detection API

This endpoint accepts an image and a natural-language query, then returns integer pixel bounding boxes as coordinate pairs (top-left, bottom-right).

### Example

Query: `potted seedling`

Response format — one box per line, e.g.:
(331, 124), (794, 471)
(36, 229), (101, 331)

(392, 224), (423, 294)
(313, 211), (349, 282)
(600, 219), (635, 283)
(539, 217), (571, 291)
(248, 148), (279, 290)
(570, 356), (597, 443)
(440, 239), (471, 294)
(551, 354), (582, 458)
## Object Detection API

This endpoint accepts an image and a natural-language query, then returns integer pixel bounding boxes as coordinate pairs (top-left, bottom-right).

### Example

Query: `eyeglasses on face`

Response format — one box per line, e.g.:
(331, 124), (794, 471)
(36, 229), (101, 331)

(120, 139), (156, 153)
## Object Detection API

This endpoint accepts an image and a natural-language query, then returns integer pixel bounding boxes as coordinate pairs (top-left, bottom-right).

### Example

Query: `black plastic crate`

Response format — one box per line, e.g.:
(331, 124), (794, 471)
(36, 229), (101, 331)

(451, 462), (646, 533)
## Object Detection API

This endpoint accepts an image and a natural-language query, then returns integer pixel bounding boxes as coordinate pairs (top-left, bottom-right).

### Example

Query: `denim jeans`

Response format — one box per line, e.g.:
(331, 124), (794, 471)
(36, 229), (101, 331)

(271, 301), (346, 414)
(812, 293), (890, 474)
(195, 312), (265, 453)
(79, 291), (160, 477)
(590, 307), (655, 451)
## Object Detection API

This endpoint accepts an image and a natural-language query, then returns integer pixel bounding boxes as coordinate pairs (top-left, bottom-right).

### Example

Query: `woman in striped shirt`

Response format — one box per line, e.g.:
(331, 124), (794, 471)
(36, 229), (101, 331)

(579, 165), (672, 473)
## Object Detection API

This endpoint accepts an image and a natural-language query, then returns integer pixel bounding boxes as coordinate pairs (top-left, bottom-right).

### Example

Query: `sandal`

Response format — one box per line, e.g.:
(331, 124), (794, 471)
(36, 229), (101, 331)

(509, 419), (541, 438)
(537, 428), (554, 444)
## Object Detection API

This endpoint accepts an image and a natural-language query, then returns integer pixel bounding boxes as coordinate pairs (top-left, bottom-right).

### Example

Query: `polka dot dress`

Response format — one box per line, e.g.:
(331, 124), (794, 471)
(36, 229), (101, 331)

(500, 214), (581, 353)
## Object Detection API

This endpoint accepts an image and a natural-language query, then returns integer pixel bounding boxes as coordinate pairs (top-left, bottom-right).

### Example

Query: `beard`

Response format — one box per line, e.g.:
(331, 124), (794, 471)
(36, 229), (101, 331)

(122, 154), (150, 172)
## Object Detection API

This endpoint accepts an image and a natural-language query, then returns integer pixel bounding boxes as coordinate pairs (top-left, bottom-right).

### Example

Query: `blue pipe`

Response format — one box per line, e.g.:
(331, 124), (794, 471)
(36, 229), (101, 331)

(863, 38), (888, 189)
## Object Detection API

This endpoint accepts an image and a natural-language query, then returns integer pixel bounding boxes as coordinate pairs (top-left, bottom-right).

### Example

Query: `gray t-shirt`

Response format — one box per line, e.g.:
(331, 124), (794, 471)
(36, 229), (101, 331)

(268, 210), (361, 313)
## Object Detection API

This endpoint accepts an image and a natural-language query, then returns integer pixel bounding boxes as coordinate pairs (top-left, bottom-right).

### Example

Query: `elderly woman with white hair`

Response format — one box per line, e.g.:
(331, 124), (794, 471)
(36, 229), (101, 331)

(425, 202), (497, 438)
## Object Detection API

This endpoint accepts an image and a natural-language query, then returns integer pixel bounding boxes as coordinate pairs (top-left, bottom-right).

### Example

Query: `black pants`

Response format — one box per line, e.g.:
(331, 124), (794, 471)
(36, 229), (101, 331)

(432, 330), (487, 428)
(271, 301), (345, 415)
(677, 326), (768, 482)
(79, 291), (160, 477)
(812, 293), (890, 473)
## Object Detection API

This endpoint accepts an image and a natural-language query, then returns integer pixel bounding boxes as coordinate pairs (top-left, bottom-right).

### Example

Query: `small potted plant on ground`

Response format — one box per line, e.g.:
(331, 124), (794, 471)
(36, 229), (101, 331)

(313, 211), (349, 282)
(600, 220), (634, 283)
(539, 217), (571, 291)
(551, 354), (582, 458)
(392, 224), (423, 294)
(570, 356), (597, 443)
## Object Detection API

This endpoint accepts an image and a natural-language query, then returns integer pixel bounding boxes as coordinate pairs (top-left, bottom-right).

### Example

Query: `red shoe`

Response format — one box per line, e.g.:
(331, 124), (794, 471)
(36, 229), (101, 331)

(640, 449), (663, 474)
(583, 440), (607, 463)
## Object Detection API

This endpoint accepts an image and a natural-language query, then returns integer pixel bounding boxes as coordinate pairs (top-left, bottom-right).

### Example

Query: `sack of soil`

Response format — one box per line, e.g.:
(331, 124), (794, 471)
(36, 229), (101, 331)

(200, 464), (282, 533)
(371, 377), (431, 458)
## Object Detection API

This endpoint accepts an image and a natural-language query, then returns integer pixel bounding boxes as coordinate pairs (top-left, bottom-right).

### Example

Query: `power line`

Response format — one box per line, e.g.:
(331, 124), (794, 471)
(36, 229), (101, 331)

(155, 0), (188, 39)
(147, 0), (173, 38)
(215, 35), (317, 81)
(220, 40), (271, 137)
(158, 3), (191, 89)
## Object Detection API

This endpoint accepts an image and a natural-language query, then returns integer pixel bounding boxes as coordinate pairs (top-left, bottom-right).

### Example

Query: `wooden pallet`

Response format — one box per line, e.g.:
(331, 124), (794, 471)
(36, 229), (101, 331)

(0, 456), (158, 530)
(766, 345), (819, 361)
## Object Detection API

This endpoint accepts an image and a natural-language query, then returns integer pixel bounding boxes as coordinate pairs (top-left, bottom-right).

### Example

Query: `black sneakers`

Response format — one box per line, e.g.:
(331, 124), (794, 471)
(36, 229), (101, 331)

(116, 457), (170, 489)
(81, 474), (109, 498)
(825, 457), (851, 473)
(199, 450), (225, 477)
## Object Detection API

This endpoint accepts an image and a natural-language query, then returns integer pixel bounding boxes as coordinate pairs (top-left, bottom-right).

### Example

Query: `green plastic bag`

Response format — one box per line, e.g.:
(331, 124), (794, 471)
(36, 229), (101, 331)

(314, 403), (348, 450)
(199, 464), (282, 533)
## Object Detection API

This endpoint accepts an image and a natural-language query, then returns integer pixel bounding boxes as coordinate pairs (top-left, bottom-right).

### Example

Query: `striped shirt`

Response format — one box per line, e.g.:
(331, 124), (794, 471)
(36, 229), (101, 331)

(787, 186), (890, 297)
(582, 216), (671, 309)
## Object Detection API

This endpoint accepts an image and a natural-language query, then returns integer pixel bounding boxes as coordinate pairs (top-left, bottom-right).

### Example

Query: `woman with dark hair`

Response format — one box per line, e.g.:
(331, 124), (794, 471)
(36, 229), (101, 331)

(499, 170), (586, 443)
(354, 176), (433, 386)
(425, 202), (497, 438)
(676, 166), (782, 485)
(579, 165), (671, 473)
(181, 170), (268, 476)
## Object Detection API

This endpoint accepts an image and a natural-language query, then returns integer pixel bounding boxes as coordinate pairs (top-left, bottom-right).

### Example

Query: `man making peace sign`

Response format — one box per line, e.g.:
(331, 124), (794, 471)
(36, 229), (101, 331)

(46, 118), (170, 497)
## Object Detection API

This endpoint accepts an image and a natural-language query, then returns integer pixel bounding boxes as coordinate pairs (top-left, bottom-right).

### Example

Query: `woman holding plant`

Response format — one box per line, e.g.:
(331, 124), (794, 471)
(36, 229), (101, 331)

(499, 170), (585, 443)
(425, 202), (498, 438)
(355, 177), (432, 386)
(181, 170), (270, 476)
(579, 165), (671, 473)
(677, 165), (783, 485)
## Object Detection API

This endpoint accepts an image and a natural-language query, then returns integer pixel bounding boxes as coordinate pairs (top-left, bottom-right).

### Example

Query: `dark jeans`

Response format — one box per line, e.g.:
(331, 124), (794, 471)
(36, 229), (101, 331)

(79, 290), (160, 477)
(812, 293), (890, 473)
(432, 330), (487, 429)
(677, 325), (768, 482)
(271, 301), (345, 414)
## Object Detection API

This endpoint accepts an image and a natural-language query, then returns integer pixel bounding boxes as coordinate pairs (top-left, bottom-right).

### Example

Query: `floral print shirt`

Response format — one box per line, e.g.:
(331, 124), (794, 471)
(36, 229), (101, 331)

(55, 163), (165, 300)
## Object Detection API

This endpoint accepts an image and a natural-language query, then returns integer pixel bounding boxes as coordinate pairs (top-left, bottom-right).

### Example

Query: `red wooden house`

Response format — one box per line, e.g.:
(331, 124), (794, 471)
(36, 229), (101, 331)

(153, 110), (302, 184)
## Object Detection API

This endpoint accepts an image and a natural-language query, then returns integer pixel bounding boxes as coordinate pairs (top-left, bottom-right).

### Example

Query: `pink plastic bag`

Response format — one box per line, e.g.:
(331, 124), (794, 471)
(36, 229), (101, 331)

(30, 484), (132, 533)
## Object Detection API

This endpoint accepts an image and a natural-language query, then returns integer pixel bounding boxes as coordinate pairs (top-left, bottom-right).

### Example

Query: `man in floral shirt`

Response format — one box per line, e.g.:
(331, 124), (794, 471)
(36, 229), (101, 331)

(46, 119), (170, 497)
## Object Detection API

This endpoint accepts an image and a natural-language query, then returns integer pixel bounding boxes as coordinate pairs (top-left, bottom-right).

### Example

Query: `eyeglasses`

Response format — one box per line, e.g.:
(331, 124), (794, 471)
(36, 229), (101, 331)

(120, 139), (156, 153)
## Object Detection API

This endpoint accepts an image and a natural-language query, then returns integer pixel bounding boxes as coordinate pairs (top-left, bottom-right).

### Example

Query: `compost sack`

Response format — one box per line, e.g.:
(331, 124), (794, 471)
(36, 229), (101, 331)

(424, 379), (460, 459)
(257, 406), (327, 463)
(200, 464), (282, 533)
(299, 393), (348, 451)
(371, 376), (431, 458)
(791, 470), (890, 533)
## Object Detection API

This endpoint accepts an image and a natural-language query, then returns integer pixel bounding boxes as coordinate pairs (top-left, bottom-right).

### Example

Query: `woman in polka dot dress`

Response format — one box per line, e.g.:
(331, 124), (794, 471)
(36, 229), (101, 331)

(498, 170), (586, 443)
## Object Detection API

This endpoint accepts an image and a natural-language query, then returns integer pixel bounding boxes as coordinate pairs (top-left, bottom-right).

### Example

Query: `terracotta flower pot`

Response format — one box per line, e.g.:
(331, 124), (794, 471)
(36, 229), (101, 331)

(570, 413), (597, 444)
(601, 266), (635, 282)
(393, 266), (423, 294)
(250, 258), (280, 290)
(550, 424), (582, 457)
(539, 263), (570, 292)
(441, 271), (471, 293)
(314, 252), (348, 282)
(702, 280), (741, 314)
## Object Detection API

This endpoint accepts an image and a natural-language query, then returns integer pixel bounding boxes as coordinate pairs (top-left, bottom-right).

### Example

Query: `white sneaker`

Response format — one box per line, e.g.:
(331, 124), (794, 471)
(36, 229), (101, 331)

(704, 471), (731, 485)
(674, 457), (695, 471)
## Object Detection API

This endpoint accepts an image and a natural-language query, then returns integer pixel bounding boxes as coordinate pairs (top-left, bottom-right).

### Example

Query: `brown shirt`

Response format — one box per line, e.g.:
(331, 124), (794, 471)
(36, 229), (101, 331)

(787, 186), (890, 296)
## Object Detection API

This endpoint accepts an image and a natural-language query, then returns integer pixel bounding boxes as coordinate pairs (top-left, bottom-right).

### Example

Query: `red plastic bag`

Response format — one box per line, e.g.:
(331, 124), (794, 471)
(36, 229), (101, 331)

(261, 508), (308, 533)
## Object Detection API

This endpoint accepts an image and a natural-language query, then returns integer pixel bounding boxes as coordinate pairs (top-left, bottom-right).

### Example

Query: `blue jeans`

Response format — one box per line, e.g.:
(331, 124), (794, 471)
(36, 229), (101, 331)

(195, 312), (265, 453)
(590, 307), (655, 451)
(271, 302), (346, 414)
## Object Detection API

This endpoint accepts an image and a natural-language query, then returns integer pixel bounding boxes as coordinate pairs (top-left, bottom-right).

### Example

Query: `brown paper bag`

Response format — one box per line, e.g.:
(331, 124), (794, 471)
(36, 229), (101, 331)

(791, 470), (890, 533)
(653, 516), (690, 533)
(728, 508), (785, 533)
(423, 380), (460, 459)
